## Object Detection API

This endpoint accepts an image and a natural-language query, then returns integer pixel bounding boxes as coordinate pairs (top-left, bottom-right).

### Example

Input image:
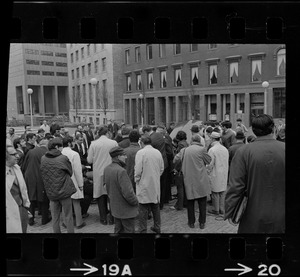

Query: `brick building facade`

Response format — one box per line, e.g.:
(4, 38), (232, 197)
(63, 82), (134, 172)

(122, 44), (285, 127)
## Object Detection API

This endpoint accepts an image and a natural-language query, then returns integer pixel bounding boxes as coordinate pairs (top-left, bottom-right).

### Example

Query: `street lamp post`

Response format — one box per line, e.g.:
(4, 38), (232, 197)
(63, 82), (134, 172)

(139, 93), (144, 126)
(27, 88), (33, 129)
(262, 81), (269, 114)
(90, 78), (98, 126)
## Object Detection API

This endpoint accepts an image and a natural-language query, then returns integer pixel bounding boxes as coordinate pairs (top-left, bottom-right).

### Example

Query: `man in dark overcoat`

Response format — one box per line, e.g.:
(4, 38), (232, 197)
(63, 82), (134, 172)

(22, 138), (51, 225)
(224, 114), (285, 233)
(124, 129), (141, 192)
(103, 146), (139, 233)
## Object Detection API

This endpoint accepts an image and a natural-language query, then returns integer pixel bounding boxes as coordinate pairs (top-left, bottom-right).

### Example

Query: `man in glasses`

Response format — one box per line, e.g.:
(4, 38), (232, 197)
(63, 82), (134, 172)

(6, 146), (31, 233)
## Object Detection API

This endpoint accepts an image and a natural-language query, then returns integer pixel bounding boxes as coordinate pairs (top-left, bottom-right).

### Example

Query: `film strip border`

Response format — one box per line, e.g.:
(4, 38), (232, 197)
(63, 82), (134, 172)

(7, 2), (300, 42)
(7, 235), (288, 275)
(5, 1), (300, 276)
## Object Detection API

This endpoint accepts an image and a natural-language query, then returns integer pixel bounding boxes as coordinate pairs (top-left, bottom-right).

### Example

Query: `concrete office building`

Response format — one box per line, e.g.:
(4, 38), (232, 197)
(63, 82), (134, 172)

(122, 44), (286, 127)
(67, 44), (124, 125)
(7, 43), (69, 123)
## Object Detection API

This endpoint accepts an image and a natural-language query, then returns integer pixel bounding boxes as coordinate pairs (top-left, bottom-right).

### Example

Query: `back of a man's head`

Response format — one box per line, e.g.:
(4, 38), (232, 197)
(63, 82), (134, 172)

(129, 129), (140, 143)
(191, 134), (201, 143)
(62, 136), (73, 147)
(98, 125), (108, 137)
(251, 114), (275, 137)
(140, 135), (152, 145)
(48, 137), (63, 150)
(221, 121), (232, 129)
(121, 127), (131, 137)
(142, 125), (152, 133)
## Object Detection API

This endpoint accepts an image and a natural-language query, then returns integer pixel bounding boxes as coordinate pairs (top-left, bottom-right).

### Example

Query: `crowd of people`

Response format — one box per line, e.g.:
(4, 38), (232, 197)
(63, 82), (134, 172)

(6, 116), (285, 233)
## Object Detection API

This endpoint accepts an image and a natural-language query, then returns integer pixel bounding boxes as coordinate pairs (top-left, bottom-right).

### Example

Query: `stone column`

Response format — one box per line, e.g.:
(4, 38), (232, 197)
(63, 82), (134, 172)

(165, 96), (169, 126)
(129, 98), (132, 125)
(244, 93), (250, 127)
(230, 93), (235, 122)
(217, 94), (222, 121)
(199, 94), (206, 121)
(154, 97), (159, 125)
(175, 96), (179, 123)
(53, 86), (59, 115)
(39, 86), (45, 115)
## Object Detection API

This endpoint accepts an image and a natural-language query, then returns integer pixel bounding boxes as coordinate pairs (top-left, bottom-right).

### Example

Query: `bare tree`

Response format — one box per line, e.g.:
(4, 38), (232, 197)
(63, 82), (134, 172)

(72, 80), (82, 123)
(186, 86), (196, 120)
(95, 81), (109, 124)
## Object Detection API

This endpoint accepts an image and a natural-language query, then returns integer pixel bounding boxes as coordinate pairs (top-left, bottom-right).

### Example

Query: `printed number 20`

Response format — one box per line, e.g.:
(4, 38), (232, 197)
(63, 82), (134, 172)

(258, 264), (281, 276)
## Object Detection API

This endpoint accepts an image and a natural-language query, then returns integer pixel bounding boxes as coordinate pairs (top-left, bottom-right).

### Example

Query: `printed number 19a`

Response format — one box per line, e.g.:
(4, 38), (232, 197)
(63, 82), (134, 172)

(102, 264), (132, 276)
(258, 264), (281, 276)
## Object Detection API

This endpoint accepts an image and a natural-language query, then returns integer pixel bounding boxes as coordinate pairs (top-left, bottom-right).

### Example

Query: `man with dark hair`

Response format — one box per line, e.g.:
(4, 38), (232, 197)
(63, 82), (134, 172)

(167, 122), (175, 135)
(118, 127), (131, 149)
(104, 146), (138, 233)
(23, 133), (36, 158)
(22, 138), (51, 226)
(191, 125), (205, 147)
(40, 137), (76, 233)
(83, 124), (94, 147)
(87, 125), (118, 225)
(73, 133), (88, 166)
(220, 121), (236, 149)
(124, 130), (141, 192)
(228, 131), (246, 166)
(225, 114), (285, 233)
(235, 118), (248, 134)
(135, 135), (164, 233)
(13, 136), (26, 168)
(50, 120), (60, 135)
(36, 128), (45, 140)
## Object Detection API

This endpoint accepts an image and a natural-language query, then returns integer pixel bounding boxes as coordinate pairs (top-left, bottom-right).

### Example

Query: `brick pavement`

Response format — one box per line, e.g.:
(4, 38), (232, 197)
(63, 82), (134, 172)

(27, 198), (238, 234)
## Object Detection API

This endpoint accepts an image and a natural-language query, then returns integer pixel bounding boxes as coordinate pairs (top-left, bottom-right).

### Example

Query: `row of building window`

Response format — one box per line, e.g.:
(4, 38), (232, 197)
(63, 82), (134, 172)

(125, 50), (285, 91)
(26, 60), (67, 67)
(43, 43), (66, 48)
(27, 70), (68, 76)
(24, 49), (67, 57)
(71, 58), (106, 79)
(72, 79), (107, 110)
(124, 44), (223, 65)
(70, 44), (106, 63)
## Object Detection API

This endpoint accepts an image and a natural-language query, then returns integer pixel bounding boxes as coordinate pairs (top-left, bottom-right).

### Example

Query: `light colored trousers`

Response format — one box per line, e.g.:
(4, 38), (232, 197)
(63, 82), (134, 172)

(211, 191), (226, 214)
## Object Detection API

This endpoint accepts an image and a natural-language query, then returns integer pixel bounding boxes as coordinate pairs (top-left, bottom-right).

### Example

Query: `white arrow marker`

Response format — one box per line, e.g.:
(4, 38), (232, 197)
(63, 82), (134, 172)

(224, 263), (252, 276)
(70, 263), (98, 276)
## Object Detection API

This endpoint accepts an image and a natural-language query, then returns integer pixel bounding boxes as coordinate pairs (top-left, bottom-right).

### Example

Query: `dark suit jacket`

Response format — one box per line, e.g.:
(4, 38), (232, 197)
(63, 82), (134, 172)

(150, 131), (168, 169)
(73, 143), (88, 165)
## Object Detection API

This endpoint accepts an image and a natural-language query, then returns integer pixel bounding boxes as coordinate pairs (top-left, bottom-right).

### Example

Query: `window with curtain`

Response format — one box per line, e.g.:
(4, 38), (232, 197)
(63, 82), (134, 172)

(191, 67), (199, 85)
(148, 72), (154, 89)
(82, 84), (87, 109)
(175, 68), (182, 87)
(209, 64), (217, 84)
(160, 70), (167, 88)
(277, 49), (286, 76)
(136, 74), (142, 90)
(82, 66), (85, 77)
(126, 75), (131, 91)
(191, 44), (198, 52)
(251, 60), (262, 82)
(229, 62), (239, 83)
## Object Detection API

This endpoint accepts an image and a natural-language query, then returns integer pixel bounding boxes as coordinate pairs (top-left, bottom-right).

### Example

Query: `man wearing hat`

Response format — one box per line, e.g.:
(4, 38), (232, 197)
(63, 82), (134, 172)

(228, 131), (246, 166)
(103, 146), (139, 233)
(207, 131), (229, 216)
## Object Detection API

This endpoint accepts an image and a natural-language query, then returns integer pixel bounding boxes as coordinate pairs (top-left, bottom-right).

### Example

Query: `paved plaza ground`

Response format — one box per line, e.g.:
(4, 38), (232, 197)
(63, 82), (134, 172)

(27, 196), (238, 234)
